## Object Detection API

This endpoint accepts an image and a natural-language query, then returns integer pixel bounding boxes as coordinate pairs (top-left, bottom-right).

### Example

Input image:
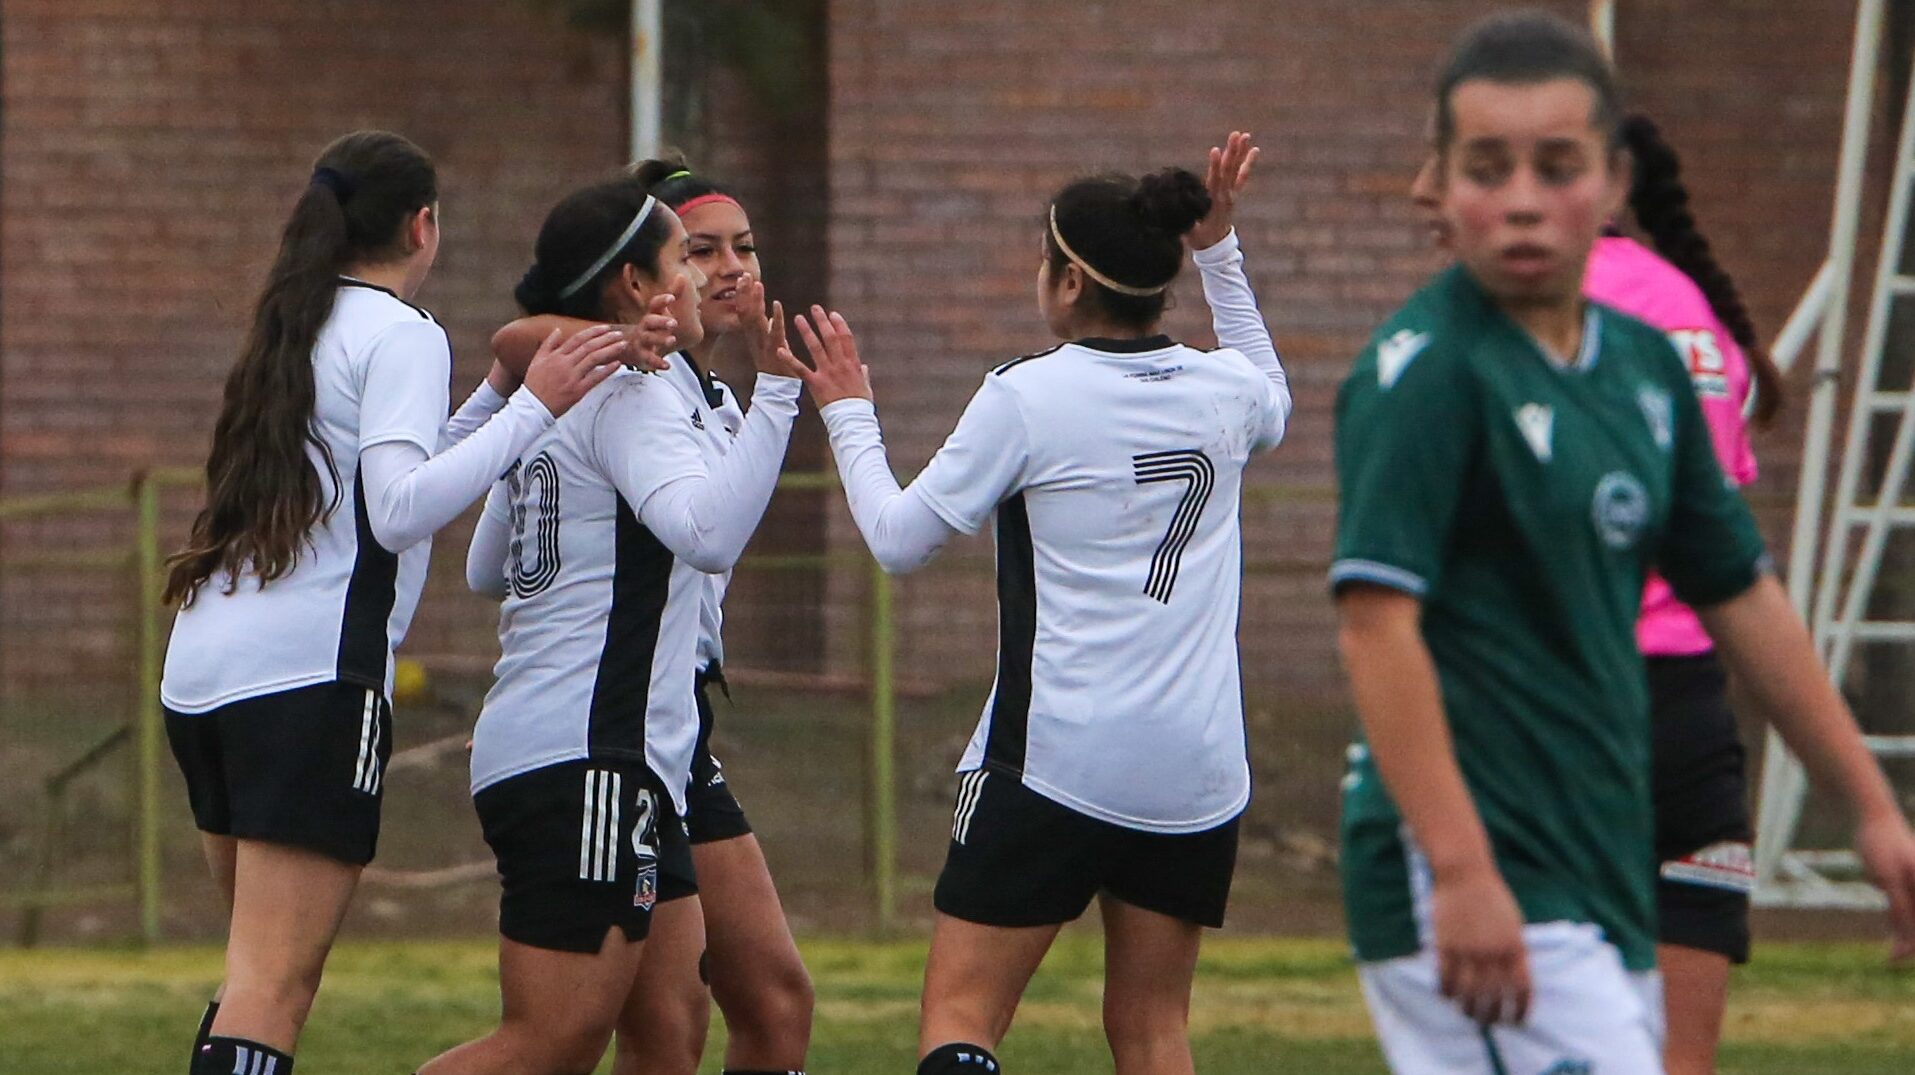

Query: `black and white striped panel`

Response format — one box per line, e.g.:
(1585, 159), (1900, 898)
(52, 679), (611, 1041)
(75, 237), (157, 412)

(578, 768), (624, 882)
(229, 1044), (280, 1075)
(952, 770), (988, 845)
(351, 689), (382, 795)
(1132, 449), (1216, 603)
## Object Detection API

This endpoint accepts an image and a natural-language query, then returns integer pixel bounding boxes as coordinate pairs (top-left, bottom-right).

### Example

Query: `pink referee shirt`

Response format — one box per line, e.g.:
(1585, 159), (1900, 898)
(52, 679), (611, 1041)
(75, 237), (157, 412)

(1585, 236), (1759, 657)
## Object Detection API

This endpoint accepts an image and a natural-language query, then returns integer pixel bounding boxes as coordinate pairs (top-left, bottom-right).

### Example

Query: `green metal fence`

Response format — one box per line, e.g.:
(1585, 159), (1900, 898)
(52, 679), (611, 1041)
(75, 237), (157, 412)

(1, 470), (1358, 944)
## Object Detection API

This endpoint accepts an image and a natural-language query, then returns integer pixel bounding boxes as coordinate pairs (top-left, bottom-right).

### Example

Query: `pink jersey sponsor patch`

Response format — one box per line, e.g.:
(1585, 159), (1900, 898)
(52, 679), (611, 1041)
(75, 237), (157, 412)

(1584, 237), (1758, 657)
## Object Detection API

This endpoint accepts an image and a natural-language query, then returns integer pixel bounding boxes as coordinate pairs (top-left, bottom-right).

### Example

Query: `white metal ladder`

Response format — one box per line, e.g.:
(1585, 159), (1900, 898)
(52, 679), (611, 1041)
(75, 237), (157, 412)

(1753, 17), (1915, 908)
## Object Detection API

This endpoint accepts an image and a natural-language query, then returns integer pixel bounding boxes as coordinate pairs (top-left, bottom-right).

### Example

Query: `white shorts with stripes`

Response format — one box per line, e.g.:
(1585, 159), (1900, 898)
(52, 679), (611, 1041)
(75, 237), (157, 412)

(1359, 921), (1664, 1075)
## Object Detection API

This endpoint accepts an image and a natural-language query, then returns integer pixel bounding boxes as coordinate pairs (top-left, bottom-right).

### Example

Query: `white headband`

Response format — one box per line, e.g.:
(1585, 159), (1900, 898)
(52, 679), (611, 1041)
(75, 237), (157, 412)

(1048, 205), (1171, 297)
(560, 195), (659, 300)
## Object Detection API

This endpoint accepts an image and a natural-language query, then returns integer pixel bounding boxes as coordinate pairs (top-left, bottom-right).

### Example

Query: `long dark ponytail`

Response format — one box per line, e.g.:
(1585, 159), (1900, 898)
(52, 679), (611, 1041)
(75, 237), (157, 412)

(1622, 114), (1784, 426)
(166, 130), (437, 606)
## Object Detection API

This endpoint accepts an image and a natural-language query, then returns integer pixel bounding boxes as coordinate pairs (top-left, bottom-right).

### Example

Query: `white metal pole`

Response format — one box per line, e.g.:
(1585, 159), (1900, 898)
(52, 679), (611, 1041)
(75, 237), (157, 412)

(1771, 260), (1835, 375)
(630, 0), (663, 163)
(1755, 0), (1887, 892)
(1588, 0), (1617, 57)
(1794, 0), (1885, 620)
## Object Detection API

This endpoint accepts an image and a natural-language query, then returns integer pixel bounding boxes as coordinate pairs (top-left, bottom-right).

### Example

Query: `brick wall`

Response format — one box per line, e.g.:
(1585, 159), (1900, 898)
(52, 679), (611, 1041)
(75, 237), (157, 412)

(0, 0), (630, 696)
(826, 0), (1860, 701)
(0, 0), (1873, 709)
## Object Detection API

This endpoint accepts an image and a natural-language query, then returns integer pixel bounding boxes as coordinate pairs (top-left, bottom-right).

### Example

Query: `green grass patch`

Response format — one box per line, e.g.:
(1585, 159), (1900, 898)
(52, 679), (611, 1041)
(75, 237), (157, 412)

(2, 936), (1914, 1072)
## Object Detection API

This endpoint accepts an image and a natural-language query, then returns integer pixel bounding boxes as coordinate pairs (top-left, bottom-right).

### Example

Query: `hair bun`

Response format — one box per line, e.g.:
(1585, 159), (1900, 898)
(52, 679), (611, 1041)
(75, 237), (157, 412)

(514, 262), (563, 315)
(1133, 168), (1211, 237)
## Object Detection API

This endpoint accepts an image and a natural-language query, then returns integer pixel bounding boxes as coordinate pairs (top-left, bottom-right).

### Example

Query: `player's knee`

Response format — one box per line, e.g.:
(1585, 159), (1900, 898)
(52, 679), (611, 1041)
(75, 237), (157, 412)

(516, 1011), (617, 1074)
(1100, 997), (1188, 1052)
(724, 958), (814, 1043)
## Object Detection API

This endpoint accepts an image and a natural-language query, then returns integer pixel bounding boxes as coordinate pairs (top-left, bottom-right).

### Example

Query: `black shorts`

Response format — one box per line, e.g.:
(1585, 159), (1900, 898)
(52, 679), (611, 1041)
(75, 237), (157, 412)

(1649, 653), (1753, 964)
(933, 768), (1239, 929)
(686, 668), (752, 845)
(475, 759), (699, 953)
(165, 680), (392, 866)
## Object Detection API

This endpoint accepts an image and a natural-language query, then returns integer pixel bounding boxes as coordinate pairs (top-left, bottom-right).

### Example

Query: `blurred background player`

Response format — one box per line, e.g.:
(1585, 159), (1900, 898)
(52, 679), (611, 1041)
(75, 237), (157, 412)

(418, 176), (806, 1074)
(1410, 99), (1794, 1075)
(789, 132), (1290, 1075)
(159, 130), (626, 1075)
(494, 161), (815, 1075)
(1334, 12), (1915, 1074)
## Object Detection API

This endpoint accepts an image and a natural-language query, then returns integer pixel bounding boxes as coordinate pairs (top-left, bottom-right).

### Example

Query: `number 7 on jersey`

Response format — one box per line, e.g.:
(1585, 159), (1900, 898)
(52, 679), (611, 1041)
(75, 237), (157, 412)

(1132, 449), (1215, 603)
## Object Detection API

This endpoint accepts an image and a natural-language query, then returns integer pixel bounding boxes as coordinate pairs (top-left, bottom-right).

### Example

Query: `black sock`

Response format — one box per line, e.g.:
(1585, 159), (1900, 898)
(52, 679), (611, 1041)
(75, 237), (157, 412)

(919, 1042), (1000, 1074)
(191, 1001), (220, 1058)
(192, 1036), (293, 1075)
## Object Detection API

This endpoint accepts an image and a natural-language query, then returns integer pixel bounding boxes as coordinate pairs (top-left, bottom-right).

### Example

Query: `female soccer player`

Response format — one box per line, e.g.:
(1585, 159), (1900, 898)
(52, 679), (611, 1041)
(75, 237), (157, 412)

(791, 132), (1288, 1075)
(1409, 109), (1791, 1075)
(417, 173), (809, 1075)
(492, 162), (815, 1075)
(159, 131), (628, 1075)
(1334, 13), (1915, 1074)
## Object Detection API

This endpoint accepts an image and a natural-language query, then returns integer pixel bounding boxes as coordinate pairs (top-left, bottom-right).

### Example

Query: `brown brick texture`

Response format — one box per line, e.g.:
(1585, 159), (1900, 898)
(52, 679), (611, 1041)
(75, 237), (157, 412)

(826, 0), (1859, 700)
(0, 0), (629, 697)
(0, 0), (1872, 710)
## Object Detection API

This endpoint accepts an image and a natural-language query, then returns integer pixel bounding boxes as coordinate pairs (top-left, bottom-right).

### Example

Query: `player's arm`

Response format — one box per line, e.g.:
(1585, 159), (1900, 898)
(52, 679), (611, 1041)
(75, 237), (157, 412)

(1330, 338), (1529, 1023)
(1335, 586), (1528, 1024)
(599, 282), (807, 574)
(357, 325), (623, 553)
(1189, 131), (1291, 447)
(1701, 580), (1915, 958)
(1654, 337), (1915, 957)
(794, 308), (1018, 575)
(490, 294), (679, 378)
(465, 482), (512, 599)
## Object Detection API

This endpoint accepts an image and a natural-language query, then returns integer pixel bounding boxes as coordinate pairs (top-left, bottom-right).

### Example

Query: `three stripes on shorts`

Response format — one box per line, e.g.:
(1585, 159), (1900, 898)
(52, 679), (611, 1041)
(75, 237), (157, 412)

(227, 1044), (279, 1075)
(579, 768), (624, 881)
(351, 688), (383, 795)
(952, 770), (988, 845)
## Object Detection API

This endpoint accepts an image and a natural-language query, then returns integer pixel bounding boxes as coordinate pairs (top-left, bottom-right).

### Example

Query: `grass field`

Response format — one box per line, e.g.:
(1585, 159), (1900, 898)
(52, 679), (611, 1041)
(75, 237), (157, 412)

(2, 935), (1913, 1074)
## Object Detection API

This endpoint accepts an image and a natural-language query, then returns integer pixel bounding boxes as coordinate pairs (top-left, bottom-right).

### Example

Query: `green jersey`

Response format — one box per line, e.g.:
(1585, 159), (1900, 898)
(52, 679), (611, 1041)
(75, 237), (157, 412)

(1331, 266), (1767, 971)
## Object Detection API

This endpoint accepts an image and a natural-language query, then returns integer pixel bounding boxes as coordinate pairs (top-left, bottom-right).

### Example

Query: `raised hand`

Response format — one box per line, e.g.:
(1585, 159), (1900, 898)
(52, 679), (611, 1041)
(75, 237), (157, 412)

(736, 275), (810, 380)
(792, 305), (873, 407)
(520, 324), (627, 417)
(1187, 129), (1260, 252)
(620, 290), (679, 371)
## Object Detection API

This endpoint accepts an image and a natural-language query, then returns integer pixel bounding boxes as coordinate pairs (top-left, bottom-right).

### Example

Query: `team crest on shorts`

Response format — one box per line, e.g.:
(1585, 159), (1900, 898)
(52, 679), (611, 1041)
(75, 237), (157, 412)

(1591, 471), (1650, 550)
(634, 863), (658, 911)
(1542, 1061), (1592, 1075)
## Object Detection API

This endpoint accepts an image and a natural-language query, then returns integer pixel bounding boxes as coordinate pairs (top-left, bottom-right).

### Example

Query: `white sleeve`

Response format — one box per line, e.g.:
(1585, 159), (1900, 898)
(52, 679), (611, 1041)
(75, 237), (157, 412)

(819, 398), (964, 574)
(900, 375), (1031, 534)
(465, 482), (513, 598)
(441, 381), (510, 450)
(593, 374), (802, 573)
(357, 385), (555, 554)
(358, 319), (455, 455)
(1192, 228), (1292, 449)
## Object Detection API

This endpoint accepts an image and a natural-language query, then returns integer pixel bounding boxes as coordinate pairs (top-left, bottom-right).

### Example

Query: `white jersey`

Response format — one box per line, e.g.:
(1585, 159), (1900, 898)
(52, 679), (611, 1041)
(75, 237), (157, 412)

(820, 230), (1288, 833)
(161, 283), (452, 712)
(468, 361), (799, 808)
(917, 335), (1283, 832)
(672, 361), (746, 673)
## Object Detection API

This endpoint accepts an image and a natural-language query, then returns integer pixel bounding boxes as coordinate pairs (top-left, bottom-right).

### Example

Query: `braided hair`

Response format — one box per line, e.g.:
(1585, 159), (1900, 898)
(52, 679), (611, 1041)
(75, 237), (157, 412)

(1623, 114), (1784, 426)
